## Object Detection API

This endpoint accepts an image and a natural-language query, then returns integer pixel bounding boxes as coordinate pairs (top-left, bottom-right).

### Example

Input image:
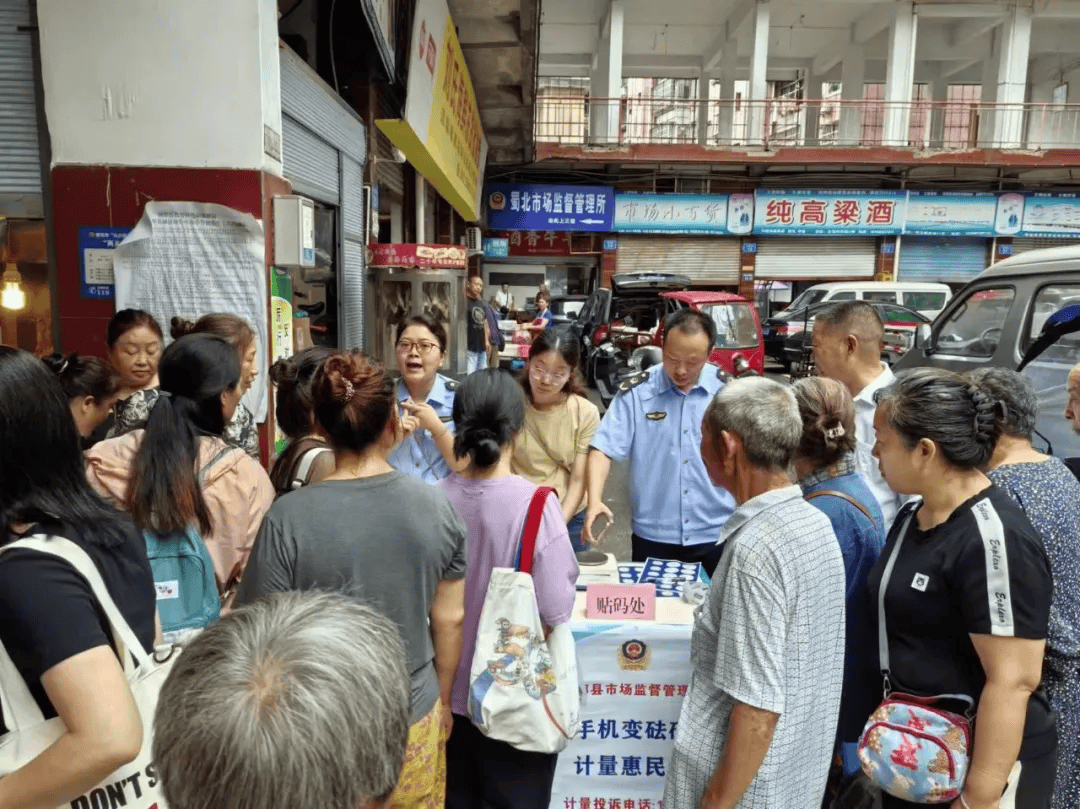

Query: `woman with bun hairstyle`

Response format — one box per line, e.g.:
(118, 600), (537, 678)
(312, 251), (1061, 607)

(268, 346), (335, 495)
(790, 376), (884, 783)
(43, 352), (120, 438)
(970, 367), (1080, 809)
(388, 315), (468, 483)
(235, 350), (467, 809)
(512, 330), (599, 551)
(105, 309), (164, 439)
(438, 369), (578, 809)
(86, 334), (274, 600)
(868, 368), (1056, 809)
(0, 347), (155, 808)
(171, 314), (260, 460)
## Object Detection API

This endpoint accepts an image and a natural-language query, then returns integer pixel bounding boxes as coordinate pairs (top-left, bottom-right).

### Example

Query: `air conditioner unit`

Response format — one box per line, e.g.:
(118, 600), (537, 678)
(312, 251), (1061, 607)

(466, 226), (483, 256)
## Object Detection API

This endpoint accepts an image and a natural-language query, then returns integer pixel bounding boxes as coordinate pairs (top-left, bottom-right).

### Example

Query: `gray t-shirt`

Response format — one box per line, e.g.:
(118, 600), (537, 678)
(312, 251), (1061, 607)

(234, 472), (467, 723)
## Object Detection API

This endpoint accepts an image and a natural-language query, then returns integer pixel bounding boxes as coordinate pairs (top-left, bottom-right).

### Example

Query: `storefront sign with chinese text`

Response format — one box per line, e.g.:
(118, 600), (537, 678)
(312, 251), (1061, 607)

(483, 237), (509, 258)
(487, 230), (575, 256)
(586, 585), (656, 621)
(613, 193), (753, 235)
(366, 243), (468, 269)
(1021, 193), (1080, 237)
(754, 190), (907, 236)
(906, 192), (1021, 237)
(487, 184), (615, 232)
(376, 0), (488, 221)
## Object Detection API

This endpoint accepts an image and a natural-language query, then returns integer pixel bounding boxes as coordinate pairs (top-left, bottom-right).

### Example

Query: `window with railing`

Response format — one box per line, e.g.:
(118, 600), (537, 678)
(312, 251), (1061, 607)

(534, 77), (589, 144)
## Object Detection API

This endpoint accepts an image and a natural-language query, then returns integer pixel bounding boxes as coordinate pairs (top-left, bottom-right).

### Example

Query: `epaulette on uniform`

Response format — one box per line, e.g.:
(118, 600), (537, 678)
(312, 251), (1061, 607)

(716, 366), (730, 383)
(444, 377), (459, 391)
(617, 372), (649, 394)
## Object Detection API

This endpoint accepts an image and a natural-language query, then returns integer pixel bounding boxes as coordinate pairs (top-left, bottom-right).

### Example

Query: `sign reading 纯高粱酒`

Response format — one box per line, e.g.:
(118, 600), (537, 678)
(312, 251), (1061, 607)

(754, 190), (907, 236)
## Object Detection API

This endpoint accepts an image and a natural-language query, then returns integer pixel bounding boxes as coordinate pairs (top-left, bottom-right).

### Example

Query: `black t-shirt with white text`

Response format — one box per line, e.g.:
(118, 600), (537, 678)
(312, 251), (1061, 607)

(866, 486), (1056, 756)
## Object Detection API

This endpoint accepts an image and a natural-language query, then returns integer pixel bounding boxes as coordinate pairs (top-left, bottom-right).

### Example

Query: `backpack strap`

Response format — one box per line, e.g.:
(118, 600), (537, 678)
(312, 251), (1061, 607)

(805, 488), (875, 525)
(291, 446), (332, 490)
(197, 443), (244, 486)
(517, 486), (556, 575)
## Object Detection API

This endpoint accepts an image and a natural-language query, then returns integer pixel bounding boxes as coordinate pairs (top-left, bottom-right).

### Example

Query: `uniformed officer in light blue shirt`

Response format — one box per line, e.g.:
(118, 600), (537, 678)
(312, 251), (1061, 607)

(585, 308), (736, 574)
(386, 315), (465, 483)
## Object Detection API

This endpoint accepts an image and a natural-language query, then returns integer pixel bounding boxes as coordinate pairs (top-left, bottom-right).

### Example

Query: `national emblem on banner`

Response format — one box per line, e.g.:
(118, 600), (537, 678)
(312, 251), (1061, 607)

(618, 639), (651, 671)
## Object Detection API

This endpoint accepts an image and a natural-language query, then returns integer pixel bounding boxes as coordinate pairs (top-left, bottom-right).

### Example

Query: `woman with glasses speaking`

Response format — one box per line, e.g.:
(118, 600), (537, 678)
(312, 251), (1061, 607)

(388, 315), (469, 483)
(512, 329), (600, 551)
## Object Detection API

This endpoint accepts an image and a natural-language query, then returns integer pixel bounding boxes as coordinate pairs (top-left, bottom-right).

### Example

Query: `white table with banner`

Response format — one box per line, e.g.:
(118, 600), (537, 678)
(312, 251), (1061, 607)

(549, 591), (697, 809)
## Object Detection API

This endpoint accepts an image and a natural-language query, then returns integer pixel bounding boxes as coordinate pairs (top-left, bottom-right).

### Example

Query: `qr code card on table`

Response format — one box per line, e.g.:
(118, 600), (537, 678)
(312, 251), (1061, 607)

(618, 563), (643, 584)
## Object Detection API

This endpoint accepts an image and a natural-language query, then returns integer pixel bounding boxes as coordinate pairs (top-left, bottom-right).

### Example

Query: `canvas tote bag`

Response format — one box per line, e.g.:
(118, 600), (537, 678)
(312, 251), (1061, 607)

(468, 486), (581, 753)
(0, 535), (179, 808)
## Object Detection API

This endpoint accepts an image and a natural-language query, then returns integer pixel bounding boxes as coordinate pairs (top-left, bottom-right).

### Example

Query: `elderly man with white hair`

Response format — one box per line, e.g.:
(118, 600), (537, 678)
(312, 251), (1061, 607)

(664, 377), (847, 809)
(152, 591), (411, 809)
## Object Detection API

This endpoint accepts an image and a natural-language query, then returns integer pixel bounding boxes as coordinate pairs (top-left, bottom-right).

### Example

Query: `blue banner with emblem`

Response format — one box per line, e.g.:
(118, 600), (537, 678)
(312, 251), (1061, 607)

(487, 184), (615, 232)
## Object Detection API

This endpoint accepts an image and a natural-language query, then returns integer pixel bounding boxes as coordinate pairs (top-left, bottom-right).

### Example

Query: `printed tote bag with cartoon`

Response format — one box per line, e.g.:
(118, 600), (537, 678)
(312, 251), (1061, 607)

(468, 486), (581, 754)
(0, 535), (179, 809)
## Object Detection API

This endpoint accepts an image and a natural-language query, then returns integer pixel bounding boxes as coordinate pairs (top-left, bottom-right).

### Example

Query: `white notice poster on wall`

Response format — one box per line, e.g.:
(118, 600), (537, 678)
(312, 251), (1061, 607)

(113, 202), (269, 421)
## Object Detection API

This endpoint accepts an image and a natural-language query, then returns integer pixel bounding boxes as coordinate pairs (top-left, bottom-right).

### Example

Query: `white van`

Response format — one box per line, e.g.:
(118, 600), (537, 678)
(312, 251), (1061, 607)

(781, 281), (953, 320)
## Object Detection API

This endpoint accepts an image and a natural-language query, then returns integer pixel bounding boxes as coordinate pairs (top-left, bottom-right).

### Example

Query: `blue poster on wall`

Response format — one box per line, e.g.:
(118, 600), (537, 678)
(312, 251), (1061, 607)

(486, 184), (615, 232)
(78, 227), (131, 300)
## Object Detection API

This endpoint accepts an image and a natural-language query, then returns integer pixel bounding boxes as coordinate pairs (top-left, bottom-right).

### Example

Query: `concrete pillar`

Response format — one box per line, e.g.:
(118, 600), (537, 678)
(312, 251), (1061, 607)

(838, 45), (866, 145)
(696, 71), (711, 146)
(746, 0), (770, 146)
(883, 2), (918, 146)
(928, 74), (948, 147)
(993, 2), (1032, 147)
(978, 31), (1001, 148)
(804, 64), (823, 146)
(717, 45), (738, 145)
(589, 1), (624, 145)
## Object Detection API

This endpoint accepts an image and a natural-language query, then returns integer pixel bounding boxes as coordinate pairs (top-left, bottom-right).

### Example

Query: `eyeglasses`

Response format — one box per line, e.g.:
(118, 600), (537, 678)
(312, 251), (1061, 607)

(529, 365), (571, 383)
(396, 340), (441, 356)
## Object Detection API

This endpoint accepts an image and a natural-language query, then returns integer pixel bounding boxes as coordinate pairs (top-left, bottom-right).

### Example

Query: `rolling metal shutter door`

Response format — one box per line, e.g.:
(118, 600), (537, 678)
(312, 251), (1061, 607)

(0, 0), (41, 209)
(616, 236), (740, 283)
(281, 116), (339, 204)
(340, 156), (365, 349)
(1012, 237), (1080, 254)
(755, 237), (876, 278)
(279, 46), (367, 348)
(898, 237), (988, 282)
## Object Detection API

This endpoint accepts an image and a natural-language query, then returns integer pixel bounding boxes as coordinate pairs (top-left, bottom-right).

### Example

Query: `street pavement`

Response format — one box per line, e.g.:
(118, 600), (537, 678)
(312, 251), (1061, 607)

(584, 359), (789, 561)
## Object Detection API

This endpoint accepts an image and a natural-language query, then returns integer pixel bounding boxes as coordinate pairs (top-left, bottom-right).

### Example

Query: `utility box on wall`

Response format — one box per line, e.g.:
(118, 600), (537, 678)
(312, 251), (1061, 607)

(273, 195), (315, 267)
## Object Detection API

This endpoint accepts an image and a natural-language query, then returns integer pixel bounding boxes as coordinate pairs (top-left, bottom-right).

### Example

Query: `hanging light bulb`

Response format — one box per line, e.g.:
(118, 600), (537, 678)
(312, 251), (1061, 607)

(1, 264), (26, 311)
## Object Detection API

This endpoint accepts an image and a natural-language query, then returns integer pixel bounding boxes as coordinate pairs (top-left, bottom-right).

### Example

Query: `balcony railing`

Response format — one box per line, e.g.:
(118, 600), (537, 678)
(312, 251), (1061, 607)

(534, 95), (1080, 151)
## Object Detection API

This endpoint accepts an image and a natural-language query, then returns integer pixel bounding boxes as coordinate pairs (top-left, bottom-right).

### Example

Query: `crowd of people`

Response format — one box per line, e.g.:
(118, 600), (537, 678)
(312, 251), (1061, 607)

(0, 297), (1077, 809)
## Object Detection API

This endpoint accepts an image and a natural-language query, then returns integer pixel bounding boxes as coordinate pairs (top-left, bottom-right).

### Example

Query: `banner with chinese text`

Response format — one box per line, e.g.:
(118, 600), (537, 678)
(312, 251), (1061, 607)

(905, 192), (1022, 236)
(754, 190), (907, 236)
(613, 194), (753, 235)
(488, 184), (615, 232)
(1020, 193), (1080, 237)
(550, 622), (692, 809)
(376, 0), (488, 221)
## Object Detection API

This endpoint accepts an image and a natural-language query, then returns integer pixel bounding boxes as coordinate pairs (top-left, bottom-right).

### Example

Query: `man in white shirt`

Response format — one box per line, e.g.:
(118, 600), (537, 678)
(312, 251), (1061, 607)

(493, 283), (513, 317)
(811, 301), (903, 525)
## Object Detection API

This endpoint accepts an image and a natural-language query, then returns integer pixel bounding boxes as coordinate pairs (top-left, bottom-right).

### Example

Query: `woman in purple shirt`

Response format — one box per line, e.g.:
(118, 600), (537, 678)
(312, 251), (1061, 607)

(439, 369), (579, 809)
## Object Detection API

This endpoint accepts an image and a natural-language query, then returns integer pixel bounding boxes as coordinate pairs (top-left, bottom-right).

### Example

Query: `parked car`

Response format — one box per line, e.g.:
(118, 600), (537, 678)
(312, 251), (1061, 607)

(763, 281), (952, 365)
(548, 294), (589, 331)
(897, 245), (1080, 458)
(570, 272), (692, 391)
(785, 301), (929, 377)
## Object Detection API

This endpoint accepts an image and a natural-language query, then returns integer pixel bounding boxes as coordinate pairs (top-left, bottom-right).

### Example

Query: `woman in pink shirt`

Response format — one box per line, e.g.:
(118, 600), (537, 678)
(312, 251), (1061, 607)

(438, 369), (579, 809)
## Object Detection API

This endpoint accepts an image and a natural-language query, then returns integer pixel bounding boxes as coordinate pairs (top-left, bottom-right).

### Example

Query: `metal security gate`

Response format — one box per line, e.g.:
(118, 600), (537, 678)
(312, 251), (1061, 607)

(898, 237), (989, 283)
(0, 0), (42, 216)
(616, 236), (740, 284)
(280, 47), (367, 349)
(1012, 237), (1080, 254)
(755, 237), (876, 279)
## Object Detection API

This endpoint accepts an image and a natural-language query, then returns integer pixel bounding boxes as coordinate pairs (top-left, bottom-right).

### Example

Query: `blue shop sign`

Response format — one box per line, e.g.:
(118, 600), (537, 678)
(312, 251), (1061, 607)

(483, 237), (510, 258)
(78, 227), (131, 300)
(487, 184), (615, 232)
